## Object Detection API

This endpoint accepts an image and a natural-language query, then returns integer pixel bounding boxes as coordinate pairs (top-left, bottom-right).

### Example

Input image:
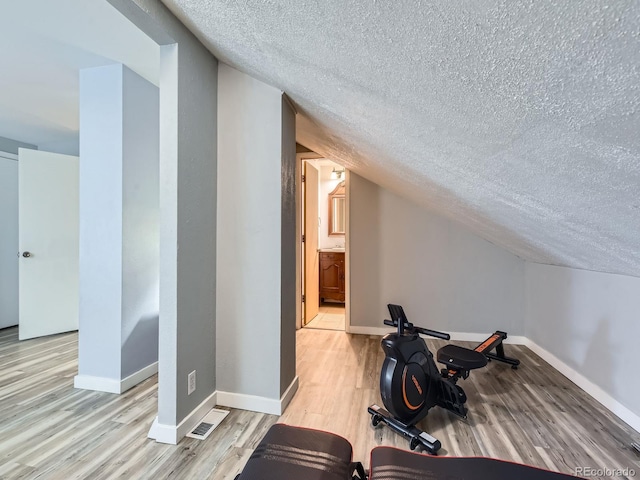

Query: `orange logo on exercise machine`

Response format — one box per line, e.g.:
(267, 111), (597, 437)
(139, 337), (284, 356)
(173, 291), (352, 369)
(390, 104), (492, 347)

(411, 375), (423, 395)
(401, 368), (424, 411)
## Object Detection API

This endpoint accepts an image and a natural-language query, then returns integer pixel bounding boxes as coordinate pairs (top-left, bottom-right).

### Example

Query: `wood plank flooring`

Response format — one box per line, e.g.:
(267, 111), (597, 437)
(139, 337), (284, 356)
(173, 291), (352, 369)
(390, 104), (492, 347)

(0, 326), (639, 479)
(304, 302), (345, 331)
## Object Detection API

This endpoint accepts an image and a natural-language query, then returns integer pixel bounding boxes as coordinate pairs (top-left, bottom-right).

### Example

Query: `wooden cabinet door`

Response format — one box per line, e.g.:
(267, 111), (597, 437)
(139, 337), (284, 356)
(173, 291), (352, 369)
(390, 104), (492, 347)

(320, 258), (342, 292)
(319, 252), (345, 302)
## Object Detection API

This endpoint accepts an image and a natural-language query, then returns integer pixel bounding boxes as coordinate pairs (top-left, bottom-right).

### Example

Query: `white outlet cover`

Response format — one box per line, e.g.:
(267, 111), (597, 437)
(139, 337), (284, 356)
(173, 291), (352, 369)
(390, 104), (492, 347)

(188, 370), (196, 395)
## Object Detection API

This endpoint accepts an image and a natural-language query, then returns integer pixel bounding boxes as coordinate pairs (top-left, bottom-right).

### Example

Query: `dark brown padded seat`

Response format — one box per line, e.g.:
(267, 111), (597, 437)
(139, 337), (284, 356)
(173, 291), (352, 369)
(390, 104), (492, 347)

(369, 446), (584, 479)
(437, 344), (488, 371)
(235, 423), (360, 480)
(236, 424), (584, 480)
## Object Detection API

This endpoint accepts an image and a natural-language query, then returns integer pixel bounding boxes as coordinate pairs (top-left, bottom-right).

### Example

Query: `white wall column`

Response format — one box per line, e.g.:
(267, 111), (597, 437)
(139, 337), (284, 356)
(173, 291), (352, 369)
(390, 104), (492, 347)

(106, 0), (220, 444)
(216, 64), (297, 414)
(75, 64), (160, 394)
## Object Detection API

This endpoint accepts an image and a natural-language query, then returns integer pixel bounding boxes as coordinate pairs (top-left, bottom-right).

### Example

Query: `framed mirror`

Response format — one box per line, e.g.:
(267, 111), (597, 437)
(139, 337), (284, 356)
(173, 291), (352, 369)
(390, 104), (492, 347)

(328, 181), (346, 236)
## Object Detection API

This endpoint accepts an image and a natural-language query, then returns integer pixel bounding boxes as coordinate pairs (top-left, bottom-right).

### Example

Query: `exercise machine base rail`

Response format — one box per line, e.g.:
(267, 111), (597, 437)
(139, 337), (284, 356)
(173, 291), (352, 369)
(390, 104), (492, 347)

(476, 330), (520, 369)
(368, 404), (441, 454)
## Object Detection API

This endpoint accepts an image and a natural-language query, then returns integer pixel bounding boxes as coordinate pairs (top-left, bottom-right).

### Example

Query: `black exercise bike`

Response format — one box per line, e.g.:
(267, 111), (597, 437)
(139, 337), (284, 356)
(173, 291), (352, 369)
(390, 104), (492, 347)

(368, 304), (520, 454)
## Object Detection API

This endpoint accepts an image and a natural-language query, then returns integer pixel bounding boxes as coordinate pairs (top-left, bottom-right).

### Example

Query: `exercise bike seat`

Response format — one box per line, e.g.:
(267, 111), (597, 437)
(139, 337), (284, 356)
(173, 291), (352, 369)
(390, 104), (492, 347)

(437, 344), (487, 371)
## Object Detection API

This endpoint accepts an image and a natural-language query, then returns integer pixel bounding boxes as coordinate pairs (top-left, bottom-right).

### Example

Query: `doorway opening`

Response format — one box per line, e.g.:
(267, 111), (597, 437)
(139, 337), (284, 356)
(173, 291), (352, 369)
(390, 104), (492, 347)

(300, 157), (347, 332)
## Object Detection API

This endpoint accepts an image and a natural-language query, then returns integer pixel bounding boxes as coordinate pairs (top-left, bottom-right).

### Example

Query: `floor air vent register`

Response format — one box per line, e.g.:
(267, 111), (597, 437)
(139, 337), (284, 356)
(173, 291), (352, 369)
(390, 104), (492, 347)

(186, 408), (230, 441)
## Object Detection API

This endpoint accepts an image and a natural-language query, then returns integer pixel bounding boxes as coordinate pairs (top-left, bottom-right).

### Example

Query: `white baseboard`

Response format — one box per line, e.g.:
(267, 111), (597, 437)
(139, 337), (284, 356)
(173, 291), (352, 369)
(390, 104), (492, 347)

(121, 362), (158, 392)
(522, 339), (640, 433)
(148, 390), (218, 444)
(280, 376), (299, 413)
(74, 374), (120, 394)
(74, 361), (158, 394)
(348, 326), (526, 345)
(348, 326), (394, 336)
(217, 376), (300, 416)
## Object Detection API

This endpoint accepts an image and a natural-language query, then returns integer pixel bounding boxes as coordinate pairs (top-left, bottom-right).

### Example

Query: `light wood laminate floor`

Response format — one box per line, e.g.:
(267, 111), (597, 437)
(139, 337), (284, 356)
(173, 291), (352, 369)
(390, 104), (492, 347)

(0, 326), (638, 479)
(304, 302), (345, 331)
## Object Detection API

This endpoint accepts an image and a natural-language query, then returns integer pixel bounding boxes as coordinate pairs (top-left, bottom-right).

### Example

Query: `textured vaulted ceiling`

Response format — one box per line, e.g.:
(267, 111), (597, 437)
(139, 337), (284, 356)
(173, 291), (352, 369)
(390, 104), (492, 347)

(162, 0), (640, 277)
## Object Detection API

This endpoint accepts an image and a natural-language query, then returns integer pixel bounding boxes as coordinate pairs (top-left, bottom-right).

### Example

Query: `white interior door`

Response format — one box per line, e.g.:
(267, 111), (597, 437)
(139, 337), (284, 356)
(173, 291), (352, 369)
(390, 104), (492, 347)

(18, 148), (79, 340)
(304, 162), (319, 325)
(0, 153), (19, 329)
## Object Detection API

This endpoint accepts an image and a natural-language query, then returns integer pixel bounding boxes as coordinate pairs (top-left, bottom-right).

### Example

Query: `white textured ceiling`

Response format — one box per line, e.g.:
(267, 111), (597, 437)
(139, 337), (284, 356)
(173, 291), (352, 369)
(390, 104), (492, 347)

(0, 1), (159, 150)
(162, 0), (640, 277)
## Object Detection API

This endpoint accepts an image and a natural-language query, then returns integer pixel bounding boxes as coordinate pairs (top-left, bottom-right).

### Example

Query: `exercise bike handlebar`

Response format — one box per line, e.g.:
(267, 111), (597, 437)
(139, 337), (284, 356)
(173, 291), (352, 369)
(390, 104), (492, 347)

(383, 319), (451, 340)
(414, 327), (450, 340)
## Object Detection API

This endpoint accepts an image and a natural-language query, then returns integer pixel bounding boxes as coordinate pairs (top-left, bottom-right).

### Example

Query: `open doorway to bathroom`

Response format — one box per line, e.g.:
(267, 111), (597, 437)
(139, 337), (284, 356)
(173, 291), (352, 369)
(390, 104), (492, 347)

(301, 158), (346, 331)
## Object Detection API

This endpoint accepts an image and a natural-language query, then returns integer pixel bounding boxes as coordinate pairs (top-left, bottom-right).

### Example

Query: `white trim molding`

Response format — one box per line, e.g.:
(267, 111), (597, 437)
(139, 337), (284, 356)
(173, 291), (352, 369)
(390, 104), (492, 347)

(217, 376), (299, 416)
(522, 339), (640, 434)
(148, 390), (219, 444)
(280, 376), (299, 413)
(74, 362), (158, 394)
(348, 327), (526, 345)
(121, 362), (158, 392)
(0, 151), (18, 161)
(348, 326), (395, 336)
(74, 374), (121, 394)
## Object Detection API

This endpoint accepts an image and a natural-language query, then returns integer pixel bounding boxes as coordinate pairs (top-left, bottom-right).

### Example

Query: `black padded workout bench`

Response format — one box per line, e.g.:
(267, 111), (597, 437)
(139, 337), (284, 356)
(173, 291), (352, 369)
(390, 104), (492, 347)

(235, 423), (584, 479)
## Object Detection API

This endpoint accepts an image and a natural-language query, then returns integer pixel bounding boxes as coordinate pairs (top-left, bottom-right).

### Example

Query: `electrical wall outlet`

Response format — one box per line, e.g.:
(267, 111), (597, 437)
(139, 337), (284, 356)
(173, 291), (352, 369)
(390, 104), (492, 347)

(188, 370), (196, 395)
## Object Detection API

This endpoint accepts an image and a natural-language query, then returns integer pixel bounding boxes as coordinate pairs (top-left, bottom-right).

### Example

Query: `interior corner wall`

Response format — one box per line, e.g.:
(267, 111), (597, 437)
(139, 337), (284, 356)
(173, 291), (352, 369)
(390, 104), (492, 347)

(349, 172), (525, 334)
(524, 262), (640, 426)
(108, 0), (219, 429)
(280, 97), (296, 397)
(217, 63), (289, 403)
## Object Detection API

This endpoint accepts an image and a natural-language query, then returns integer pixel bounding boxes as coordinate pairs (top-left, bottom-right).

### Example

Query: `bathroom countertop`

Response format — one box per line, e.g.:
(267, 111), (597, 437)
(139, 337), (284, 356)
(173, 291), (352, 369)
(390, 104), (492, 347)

(318, 247), (345, 253)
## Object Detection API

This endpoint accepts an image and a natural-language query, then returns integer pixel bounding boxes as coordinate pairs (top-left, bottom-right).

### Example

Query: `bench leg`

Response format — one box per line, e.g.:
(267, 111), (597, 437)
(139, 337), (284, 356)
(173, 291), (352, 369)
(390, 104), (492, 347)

(486, 342), (520, 368)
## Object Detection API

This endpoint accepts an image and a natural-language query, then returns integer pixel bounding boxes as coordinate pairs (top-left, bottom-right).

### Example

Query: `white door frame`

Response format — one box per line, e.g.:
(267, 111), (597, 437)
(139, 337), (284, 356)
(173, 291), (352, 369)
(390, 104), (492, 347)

(295, 152), (351, 332)
(0, 151), (19, 330)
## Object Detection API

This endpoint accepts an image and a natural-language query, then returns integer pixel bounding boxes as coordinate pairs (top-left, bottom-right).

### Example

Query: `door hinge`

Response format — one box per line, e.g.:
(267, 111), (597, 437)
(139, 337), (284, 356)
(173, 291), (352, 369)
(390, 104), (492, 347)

(302, 234), (305, 242)
(302, 174), (305, 182)
(302, 294), (305, 303)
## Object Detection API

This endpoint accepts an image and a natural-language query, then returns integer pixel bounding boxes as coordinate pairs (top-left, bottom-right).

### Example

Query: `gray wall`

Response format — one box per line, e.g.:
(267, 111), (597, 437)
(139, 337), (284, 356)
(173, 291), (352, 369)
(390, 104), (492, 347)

(0, 136), (36, 155)
(217, 64), (295, 401)
(107, 0), (218, 425)
(525, 262), (640, 419)
(280, 97), (297, 396)
(78, 64), (159, 383)
(349, 172), (525, 334)
(121, 66), (160, 378)
(37, 139), (79, 157)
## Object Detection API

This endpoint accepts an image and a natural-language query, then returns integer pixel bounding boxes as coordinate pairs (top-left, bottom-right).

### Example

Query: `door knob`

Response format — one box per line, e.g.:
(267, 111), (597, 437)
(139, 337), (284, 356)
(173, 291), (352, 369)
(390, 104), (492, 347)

(22, 251), (32, 258)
